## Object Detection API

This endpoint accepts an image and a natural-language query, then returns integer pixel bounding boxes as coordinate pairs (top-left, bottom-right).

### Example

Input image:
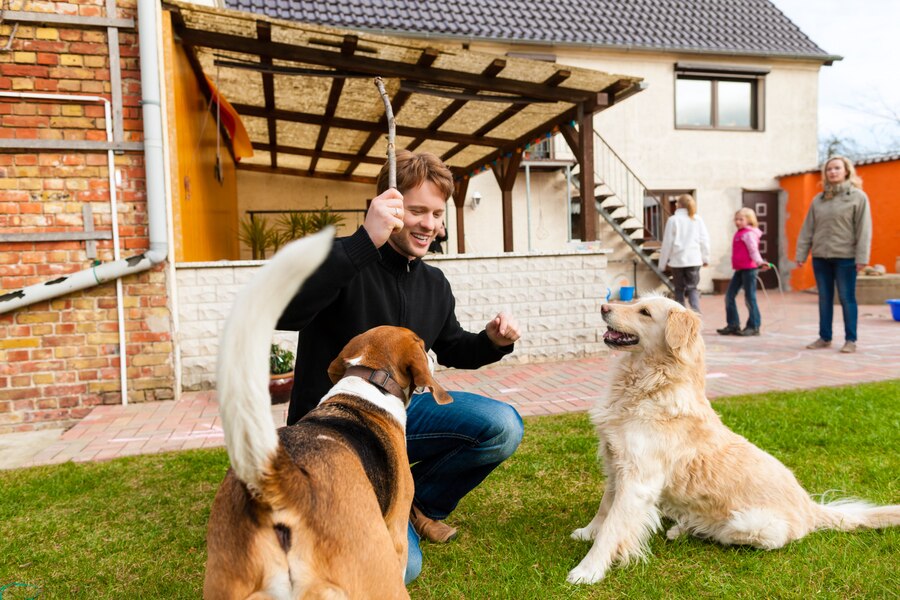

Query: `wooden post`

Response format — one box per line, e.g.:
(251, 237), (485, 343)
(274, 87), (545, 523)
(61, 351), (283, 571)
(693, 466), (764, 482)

(577, 106), (597, 241)
(491, 151), (523, 252)
(452, 177), (469, 253)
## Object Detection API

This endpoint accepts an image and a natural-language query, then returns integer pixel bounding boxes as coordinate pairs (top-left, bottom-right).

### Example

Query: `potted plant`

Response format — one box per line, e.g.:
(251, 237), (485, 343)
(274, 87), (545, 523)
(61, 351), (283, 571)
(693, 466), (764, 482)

(269, 343), (295, 404)
(308, 207), (345, 232)
(238, 215), (277, 260)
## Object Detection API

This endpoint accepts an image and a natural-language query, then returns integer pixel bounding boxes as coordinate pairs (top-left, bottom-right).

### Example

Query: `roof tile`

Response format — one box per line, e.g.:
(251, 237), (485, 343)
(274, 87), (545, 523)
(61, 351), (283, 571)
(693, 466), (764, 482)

(224, 0), (831, 59)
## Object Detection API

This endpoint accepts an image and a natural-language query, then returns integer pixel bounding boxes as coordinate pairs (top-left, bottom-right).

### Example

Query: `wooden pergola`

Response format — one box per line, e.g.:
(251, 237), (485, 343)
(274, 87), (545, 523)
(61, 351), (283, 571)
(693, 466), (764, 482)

(164, 1), (644, 252)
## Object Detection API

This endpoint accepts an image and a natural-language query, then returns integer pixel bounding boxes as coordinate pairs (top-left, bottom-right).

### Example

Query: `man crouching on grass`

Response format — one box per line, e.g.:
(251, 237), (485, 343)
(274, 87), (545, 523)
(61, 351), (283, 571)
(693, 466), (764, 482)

(275, 150), (524, 584)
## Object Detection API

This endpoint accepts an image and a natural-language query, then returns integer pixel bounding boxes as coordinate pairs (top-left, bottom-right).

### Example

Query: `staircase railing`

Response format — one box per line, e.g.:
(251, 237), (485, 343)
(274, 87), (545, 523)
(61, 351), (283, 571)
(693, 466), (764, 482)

(592, 132), (669, 241)
(587, 132), (673, 291)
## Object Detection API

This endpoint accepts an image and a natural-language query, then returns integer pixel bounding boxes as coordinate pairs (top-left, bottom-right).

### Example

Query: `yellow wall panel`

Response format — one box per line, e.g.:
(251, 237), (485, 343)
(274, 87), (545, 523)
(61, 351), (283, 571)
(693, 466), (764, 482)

(163, 12), (239, 262)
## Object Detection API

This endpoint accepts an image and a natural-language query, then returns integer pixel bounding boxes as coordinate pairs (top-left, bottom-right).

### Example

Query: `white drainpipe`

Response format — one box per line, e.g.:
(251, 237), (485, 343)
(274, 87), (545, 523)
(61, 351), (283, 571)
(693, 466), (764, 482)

(0, 0), (169, 406)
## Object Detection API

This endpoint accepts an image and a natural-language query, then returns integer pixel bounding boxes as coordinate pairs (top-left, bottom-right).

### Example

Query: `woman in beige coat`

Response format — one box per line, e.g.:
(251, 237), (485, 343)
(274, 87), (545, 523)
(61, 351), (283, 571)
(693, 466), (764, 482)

(795, 155), (872, 354)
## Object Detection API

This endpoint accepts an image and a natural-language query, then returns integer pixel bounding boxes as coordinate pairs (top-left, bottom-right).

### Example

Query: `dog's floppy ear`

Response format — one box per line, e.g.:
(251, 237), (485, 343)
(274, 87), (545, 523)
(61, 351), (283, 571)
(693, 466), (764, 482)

(408, 349), (453, 405)
(327, 354), (348, 384)
(665, 308), (701, 353)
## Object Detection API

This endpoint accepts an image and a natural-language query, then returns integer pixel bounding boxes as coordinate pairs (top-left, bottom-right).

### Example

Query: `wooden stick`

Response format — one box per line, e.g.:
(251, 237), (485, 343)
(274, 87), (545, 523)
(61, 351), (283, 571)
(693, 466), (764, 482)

(374, 76), (396, 189)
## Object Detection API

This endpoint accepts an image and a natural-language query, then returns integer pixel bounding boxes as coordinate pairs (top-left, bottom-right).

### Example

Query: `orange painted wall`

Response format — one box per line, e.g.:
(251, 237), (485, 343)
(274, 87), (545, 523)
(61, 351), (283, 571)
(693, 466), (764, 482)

(781, 159), (900, 290)
(162, 13), (239, 262)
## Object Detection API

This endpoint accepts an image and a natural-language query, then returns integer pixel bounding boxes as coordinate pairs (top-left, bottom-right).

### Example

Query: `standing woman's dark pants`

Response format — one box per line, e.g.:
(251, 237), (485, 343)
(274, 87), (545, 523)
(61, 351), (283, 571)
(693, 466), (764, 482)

(671, 266), (702, 312)
(812, 257), (858, 342)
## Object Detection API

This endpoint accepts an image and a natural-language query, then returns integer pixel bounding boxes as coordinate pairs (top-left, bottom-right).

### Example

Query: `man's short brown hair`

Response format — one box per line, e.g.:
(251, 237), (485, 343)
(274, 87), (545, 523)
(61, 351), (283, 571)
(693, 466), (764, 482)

(376, 150), (454, 200)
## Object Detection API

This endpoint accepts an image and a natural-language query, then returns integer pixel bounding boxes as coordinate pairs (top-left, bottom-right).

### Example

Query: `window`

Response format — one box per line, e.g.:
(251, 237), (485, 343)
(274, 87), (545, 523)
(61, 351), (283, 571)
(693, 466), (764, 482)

(674, 63), (767, 131)
(523, 137), (553, 160)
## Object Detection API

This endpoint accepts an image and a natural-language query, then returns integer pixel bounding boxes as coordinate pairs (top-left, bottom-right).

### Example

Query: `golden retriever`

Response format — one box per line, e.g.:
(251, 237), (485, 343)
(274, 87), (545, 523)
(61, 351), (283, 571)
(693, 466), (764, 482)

(567, 295), (900, 585)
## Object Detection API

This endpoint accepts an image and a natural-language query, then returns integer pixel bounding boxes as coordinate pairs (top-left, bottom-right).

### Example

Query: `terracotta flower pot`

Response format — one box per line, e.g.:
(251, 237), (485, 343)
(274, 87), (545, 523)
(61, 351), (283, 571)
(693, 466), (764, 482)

(269, 372), (294, 405)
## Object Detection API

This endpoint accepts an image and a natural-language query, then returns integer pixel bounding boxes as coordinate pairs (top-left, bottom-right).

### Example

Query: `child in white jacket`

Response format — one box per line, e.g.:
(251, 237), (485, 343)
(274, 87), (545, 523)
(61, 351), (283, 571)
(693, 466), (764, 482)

(658, 194), (710, 312)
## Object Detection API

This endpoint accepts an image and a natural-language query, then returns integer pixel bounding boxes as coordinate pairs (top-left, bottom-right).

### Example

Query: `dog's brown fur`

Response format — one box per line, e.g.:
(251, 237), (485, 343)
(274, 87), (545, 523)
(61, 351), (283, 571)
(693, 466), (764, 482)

(203, 233), (451, 599)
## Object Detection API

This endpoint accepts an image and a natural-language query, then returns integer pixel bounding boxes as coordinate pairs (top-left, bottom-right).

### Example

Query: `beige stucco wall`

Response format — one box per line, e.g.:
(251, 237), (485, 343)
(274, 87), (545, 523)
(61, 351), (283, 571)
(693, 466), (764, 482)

(445, 168), (574, 256)
(234, 170), (374, 259)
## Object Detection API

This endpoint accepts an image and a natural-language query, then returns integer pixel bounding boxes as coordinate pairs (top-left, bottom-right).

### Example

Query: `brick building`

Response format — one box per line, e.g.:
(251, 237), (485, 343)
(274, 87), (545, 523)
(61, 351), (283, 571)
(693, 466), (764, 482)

(0, 0), (173, 433)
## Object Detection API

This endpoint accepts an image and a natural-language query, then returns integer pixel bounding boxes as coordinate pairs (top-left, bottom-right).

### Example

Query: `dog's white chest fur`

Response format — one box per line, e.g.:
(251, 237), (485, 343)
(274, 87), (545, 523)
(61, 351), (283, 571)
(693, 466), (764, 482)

(319, 377), (407, 428)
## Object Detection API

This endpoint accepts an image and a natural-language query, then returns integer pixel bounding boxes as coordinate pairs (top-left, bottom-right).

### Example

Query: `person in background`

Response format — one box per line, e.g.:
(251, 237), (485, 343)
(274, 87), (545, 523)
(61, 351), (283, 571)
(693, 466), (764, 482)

(717, 207), (770, 337)
(276, 150), (524, 585)
(657, 194), (710, 312)
(428, 221), (447, 253)
(795, 155), (872, 354)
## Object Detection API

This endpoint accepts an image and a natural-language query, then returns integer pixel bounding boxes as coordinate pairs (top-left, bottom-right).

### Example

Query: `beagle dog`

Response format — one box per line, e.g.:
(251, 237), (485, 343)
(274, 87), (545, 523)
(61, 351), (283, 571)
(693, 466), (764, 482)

(204, 231), (452, 599)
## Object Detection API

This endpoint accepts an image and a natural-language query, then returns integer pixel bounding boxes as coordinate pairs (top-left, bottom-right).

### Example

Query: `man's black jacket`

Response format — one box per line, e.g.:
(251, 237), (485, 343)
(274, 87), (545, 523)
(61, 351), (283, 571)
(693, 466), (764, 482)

(276, 227), (512, 425)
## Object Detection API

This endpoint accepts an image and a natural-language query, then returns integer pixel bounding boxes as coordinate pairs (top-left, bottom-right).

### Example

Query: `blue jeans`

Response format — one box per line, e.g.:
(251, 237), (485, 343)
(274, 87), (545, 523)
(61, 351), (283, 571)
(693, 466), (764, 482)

(403, 390), (523, 584)
(725, 268), (761, 330)
(812, 257), (858, 342)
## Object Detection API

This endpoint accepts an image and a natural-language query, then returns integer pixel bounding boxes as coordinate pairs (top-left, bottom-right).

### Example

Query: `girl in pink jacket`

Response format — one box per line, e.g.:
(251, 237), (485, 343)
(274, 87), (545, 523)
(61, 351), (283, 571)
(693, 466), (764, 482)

(716, 208), (771, 336)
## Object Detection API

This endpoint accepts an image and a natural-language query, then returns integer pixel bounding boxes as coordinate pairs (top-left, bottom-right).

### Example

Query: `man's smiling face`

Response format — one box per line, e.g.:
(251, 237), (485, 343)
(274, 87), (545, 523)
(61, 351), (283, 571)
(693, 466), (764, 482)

(387, 179), (446, 260)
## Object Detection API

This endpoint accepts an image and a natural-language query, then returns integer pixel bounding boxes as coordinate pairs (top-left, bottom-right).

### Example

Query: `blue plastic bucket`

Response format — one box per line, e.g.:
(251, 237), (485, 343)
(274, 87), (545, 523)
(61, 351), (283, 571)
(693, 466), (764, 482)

(887, 299), (900, 322)
(619, 286), (635, 302)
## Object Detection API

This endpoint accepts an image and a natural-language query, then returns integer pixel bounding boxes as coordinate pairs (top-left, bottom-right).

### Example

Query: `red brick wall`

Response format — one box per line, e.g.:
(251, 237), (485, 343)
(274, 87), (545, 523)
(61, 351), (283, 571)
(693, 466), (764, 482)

(0, 0), (174, 434)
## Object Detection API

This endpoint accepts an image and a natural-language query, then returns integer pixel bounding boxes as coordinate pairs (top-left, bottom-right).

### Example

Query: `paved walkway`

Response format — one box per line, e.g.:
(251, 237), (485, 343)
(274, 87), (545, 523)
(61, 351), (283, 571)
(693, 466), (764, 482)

(5, 291), (899, 469)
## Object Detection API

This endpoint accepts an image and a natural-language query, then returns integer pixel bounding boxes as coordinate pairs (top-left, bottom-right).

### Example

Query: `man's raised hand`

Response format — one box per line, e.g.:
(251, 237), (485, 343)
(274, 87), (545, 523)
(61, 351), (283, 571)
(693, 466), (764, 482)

(486, 312), (520, 348)
(363, 188), (405, 248)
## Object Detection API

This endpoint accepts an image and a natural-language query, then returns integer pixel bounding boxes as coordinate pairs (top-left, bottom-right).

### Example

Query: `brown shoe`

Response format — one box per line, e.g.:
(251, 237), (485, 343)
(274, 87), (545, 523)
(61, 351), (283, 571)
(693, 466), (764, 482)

(410, 504), (458, 543)
(806, 338), (832, 349)
(840, 341), (857, 354)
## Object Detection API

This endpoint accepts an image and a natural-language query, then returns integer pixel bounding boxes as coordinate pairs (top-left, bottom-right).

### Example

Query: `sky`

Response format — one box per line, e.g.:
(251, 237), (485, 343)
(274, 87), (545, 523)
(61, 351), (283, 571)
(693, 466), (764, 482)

(770, 0), (900, 155)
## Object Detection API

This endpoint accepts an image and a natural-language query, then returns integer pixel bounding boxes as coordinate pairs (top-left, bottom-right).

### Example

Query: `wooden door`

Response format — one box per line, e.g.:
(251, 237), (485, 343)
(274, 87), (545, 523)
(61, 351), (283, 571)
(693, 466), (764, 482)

(742, 190), (779, 289)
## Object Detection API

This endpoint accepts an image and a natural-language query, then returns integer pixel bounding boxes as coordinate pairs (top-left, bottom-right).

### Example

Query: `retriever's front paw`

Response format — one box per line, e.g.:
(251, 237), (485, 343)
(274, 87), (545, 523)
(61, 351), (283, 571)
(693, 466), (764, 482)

(570, 525), (597, 541)
(666, 524), (684, 540)
(566, 562), (606, 585)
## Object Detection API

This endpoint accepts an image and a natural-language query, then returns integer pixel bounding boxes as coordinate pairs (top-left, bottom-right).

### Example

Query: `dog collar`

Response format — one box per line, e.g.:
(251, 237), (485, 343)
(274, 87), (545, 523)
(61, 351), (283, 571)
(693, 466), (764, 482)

(343, 366), (406, 402)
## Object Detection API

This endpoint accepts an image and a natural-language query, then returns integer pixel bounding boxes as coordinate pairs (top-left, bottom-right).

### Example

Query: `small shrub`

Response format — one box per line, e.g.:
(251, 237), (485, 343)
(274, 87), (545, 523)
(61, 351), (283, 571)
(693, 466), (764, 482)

(269, 344), (294, 375)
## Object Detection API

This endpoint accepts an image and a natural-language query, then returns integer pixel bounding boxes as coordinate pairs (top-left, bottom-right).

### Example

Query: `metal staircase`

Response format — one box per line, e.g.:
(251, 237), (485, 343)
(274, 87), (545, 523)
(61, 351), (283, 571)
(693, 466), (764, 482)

(573, 132), (673, 292)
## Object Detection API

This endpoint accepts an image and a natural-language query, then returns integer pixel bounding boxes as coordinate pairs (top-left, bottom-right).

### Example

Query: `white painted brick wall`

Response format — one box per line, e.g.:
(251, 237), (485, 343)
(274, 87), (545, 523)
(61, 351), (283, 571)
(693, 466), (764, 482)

(175, 250), (611, 390)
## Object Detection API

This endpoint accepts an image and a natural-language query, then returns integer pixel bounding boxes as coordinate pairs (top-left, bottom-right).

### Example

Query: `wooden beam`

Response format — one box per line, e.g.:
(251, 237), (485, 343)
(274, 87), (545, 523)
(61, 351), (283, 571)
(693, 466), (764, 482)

(491, 152), (523, 252)
(309, 34), (358, 176)
(559, 122), (579, 156)
(252, 142), (383, 165)
(452, 177), (470, 254)
(441, 70), (571, 165)
(577, 107), (597, 241)
(257, 22), (278, 168)
(231, 103), (511, 148)
(175, 25), (592, 103)
(343, 47), (439, 176)
(409, 58), (507, 153)
(237, 162), (376, 184)
(457, 104), (571, 177)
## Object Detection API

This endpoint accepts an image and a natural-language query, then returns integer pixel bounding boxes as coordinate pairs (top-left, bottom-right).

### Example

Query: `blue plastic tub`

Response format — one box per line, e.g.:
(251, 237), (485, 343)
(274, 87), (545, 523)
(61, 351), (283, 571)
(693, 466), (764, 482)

(887, 299), (900, 322)
(619, 286), (635, 302)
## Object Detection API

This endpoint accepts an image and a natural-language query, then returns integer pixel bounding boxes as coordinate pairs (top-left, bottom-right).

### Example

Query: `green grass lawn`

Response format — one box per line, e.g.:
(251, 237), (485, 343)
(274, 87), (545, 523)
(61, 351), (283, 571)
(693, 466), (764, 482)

(1, 381), (898, 599)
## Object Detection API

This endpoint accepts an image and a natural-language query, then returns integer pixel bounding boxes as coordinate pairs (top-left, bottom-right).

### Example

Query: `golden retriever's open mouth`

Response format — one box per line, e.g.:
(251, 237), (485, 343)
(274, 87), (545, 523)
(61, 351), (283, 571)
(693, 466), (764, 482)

(603, 327), (639, 347)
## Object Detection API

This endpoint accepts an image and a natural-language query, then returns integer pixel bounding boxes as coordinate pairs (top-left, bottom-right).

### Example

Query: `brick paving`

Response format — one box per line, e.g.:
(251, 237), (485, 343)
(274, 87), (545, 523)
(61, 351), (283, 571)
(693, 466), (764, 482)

(11, 291), (900, 469)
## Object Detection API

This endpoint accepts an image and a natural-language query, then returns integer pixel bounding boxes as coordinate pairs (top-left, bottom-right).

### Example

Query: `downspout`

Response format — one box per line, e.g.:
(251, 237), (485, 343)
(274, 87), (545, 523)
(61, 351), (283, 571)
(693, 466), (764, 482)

(0, 1), (168, 405)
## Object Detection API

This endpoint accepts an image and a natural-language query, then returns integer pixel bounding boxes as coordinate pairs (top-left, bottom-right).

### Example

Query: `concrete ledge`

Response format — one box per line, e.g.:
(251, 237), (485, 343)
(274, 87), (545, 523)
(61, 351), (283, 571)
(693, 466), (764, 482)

(856, 274), (900, 305)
